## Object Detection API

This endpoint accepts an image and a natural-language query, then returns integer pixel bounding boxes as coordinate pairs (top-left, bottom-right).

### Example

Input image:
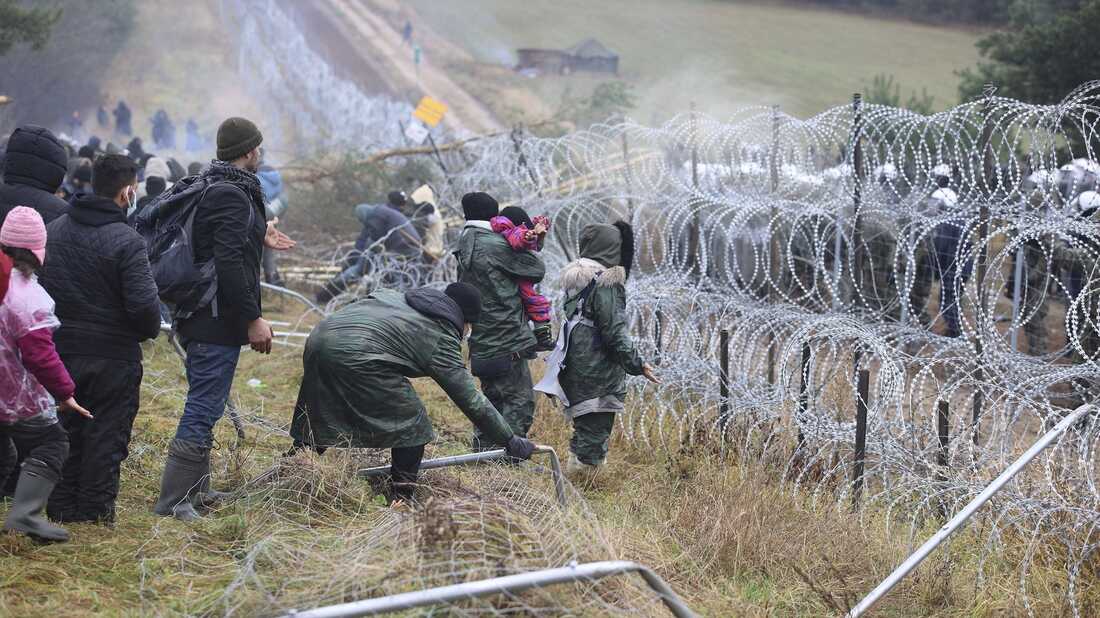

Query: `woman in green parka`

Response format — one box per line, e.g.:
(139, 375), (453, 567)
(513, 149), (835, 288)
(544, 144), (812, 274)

(547, 222), (658, 474)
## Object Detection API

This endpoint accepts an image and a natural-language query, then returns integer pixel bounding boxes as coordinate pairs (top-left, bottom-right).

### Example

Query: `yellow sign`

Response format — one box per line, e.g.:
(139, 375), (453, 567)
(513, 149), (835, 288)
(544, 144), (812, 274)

(413, 96), (448, 127)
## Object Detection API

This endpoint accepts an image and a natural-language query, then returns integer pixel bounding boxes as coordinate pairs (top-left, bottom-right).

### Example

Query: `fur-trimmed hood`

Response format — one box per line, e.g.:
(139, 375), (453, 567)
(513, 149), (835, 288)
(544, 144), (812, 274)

(559, 257), (626, 293)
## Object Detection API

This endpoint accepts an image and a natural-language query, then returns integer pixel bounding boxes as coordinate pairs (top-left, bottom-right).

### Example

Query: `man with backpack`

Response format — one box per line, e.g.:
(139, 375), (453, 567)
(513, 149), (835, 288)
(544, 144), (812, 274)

(39, 154), (161, 524)
(150, 117), (294, 522)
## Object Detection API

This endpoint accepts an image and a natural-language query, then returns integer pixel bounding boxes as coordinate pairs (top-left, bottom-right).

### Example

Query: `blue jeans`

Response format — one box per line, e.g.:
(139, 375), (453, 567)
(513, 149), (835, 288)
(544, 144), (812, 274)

(176, 342), (241, 447)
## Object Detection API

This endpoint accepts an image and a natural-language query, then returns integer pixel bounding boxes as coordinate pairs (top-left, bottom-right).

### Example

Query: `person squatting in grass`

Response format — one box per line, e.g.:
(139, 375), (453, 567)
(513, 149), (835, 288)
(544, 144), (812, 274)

(538, 222), (659, 475)
(0, 207), (93, 543)
(152, 117), (295, 522)
(40, 154), (162, 525)
(288, 283), (537, 502)
(455, 192), (546, 450)
(489, 206), (555, 352)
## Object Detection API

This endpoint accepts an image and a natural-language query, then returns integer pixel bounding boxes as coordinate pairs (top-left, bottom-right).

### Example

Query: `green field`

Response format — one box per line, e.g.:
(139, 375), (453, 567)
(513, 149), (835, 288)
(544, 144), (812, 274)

(403, 0), (982, 121)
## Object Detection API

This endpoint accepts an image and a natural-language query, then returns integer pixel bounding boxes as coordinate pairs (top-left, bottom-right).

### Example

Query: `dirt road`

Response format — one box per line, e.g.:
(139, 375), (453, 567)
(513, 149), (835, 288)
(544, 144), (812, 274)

(314, 0), (504, 135)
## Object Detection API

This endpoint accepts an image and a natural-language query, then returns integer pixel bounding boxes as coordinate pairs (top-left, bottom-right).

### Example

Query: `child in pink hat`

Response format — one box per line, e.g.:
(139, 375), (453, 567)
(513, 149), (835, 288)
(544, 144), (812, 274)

(0, 206), (92, 542)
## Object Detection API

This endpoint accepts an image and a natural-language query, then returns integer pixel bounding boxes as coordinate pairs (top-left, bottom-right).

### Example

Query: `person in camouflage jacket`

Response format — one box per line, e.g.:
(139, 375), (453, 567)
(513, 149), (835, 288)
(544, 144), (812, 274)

(454, 192), (546, 449)
(554, 222), (658, 473)
(290, 284), (536, 500)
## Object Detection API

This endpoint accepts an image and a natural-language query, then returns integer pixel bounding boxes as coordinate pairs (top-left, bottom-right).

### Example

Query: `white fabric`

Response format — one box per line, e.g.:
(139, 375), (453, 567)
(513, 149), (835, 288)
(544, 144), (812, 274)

(534, 313), (579, 407)
(563, 394), (624, 420)
(0, 273), (60, 423)
(463, 220), (492, 231)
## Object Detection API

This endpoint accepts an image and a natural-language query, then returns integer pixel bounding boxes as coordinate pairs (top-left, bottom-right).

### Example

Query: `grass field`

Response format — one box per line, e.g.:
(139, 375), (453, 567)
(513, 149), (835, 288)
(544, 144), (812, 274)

(397, 0), (982, 122)
(0, 289), (1087, 616)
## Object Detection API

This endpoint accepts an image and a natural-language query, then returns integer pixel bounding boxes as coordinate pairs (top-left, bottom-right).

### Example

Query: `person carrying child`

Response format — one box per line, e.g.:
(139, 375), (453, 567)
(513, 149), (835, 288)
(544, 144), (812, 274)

(489, 206), (554, 352)
(0, 207), (93, 542)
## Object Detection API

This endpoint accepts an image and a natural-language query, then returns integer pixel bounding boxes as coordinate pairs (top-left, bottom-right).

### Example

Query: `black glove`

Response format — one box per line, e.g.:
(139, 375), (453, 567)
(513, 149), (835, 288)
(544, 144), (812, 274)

(505, 435), (536, 461)
(532, 323), (555, 352)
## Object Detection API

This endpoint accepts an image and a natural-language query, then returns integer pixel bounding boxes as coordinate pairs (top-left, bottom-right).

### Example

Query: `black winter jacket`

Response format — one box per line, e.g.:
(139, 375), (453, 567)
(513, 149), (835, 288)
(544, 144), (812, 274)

(0, 126), (70, 225)
(40, 194), (161, 361)
(176, 162), (266, 347)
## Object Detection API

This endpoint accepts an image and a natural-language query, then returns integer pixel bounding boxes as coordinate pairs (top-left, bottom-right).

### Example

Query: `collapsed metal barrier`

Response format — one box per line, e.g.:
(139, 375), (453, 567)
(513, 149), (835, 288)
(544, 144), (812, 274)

(358, 445), (567, 506)
(280, 559), (698, 618)
(846, 403), (1097, 617)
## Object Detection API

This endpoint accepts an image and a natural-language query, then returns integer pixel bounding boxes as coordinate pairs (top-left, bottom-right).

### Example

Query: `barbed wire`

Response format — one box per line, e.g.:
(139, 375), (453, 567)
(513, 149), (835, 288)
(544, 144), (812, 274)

(225, 3), (1100, 610)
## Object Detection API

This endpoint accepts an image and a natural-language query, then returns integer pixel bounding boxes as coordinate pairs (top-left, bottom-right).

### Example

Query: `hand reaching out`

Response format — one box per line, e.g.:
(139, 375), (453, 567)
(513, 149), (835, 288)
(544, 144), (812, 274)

(59, 398), (93, 419)
(642, 363), (661, 385)
(265, 218), (297, 250)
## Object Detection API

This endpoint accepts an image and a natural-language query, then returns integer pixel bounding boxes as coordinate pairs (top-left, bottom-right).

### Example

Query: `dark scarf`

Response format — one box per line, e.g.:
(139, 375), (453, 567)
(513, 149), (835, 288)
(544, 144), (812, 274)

(204, 160), (265, 209)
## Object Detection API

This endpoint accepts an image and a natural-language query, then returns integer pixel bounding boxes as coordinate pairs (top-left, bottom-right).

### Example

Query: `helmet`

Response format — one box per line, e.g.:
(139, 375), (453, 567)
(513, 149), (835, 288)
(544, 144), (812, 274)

(931, 187), (958, 209)
(1022, 169), (1052, 193)
(932, 163), (952, 179)
(876, 163), (898, 180)
(1075, 190), (1100, 215)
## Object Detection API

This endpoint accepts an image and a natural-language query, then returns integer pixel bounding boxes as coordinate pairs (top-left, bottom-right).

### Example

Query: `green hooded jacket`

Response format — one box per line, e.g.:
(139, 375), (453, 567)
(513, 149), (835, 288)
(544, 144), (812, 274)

(290, 288), (514, 449)
(454, 222), (546, 359)
(557, 224), (644, 407)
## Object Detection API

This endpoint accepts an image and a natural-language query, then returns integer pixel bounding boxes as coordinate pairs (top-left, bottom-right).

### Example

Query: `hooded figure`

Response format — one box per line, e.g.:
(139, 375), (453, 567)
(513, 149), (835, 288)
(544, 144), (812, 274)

(0, 126), (71, 226)
(538, 222), (653, 473)
(290, 285), (535, 500)
(137, 156), (173, 201)
(455, 192), (545, 450)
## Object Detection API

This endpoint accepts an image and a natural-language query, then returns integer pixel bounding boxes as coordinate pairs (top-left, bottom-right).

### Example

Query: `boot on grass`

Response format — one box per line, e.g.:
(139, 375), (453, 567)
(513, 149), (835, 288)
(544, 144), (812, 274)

(4, 458), (69, 543)
(192, 449), (232, 512)
(152, 439), (206, 522)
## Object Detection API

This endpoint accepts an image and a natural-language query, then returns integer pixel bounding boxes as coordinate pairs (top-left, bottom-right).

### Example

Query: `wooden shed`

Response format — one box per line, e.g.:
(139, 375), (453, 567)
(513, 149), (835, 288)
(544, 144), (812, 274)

(515, 38), (619, 75)
(516, 48), (570, 74)
(565, 38), (619, 75)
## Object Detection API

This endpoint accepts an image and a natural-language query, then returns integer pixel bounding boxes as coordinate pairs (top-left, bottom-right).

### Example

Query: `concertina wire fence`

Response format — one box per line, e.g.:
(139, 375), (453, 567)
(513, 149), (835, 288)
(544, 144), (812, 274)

(320, 84), (1100, 615)
(232, 1), (1100, 610)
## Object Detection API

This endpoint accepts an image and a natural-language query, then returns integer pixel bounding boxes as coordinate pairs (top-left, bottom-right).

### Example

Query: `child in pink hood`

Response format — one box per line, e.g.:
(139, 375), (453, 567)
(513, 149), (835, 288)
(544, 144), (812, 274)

(0, 206), (92, 542)
(490, 206), (554, 351)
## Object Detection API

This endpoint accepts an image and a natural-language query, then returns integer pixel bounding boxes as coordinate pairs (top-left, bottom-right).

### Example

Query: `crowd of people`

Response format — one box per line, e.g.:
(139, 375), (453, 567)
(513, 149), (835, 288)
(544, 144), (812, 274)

(68, 101), (205, 154)
(0, 115), (659, 541)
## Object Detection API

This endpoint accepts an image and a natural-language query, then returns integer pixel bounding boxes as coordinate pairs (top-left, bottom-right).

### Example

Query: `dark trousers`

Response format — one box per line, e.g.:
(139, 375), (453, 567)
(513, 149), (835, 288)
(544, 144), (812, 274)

(47, 356), (142, 523)
(473, 358), (535, 449)
(570, 412), (615, 466)
(176, 341), (241, 447)
(287, 441), (425, 500)
(0, 420), (69, 488)
(390, 444), (426, 500)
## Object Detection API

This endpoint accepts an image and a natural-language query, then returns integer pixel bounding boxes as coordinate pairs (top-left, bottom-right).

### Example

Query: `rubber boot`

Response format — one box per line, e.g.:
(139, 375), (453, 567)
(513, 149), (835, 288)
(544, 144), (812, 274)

(192, 450), (232, 512)
(314, 278), (348, 304)
(566, 453), (603, 482)
(3, 458), (69, 542)
(152, 439), (206, 522)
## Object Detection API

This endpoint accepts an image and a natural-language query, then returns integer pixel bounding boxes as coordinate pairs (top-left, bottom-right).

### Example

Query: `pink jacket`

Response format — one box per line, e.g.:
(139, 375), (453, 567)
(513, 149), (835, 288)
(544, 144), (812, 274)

(490, 215), (550, 252)
(0, 272), (74, 423)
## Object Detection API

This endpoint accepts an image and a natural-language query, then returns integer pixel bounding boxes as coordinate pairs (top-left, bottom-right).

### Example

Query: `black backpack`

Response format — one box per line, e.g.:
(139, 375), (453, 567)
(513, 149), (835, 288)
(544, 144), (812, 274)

(136, 175), (251, 319)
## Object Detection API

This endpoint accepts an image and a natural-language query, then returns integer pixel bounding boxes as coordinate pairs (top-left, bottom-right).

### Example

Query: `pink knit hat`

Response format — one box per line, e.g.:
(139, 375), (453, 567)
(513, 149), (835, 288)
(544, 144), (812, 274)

(0, 206), (47, 265)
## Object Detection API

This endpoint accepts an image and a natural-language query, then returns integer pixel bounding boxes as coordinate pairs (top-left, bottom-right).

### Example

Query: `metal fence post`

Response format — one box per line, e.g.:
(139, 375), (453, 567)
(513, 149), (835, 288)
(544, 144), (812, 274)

(718, 329), (731, 434)
(850, 93), (870, 508)
(795, 342), (811, 451)
(936, 400), (950, 476)
(852, 364), (870, 507)
(686, 101), (702, 278)
(767, 104), (782, 384)
(971, 86), (996, 445)
(654, 308), (664, 367)
(621, 120), (635, 220)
